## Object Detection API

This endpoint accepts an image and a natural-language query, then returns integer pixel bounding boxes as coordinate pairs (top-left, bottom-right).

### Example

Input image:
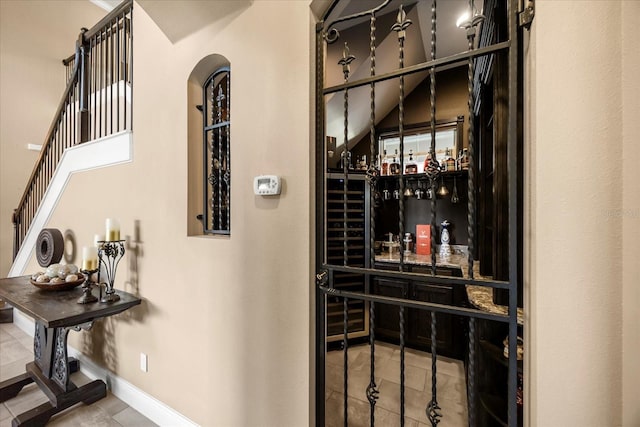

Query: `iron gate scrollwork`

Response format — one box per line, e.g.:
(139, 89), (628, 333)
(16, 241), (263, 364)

(203, 67), (231, 234)
(316, 0), (523, 426)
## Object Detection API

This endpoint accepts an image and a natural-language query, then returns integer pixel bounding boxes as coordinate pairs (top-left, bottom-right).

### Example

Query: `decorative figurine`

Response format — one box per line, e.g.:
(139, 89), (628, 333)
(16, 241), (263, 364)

(440, 220), (452, 259)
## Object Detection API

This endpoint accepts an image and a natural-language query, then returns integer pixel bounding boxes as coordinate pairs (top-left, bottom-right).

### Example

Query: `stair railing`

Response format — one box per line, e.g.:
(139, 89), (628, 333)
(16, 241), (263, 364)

(12, 0), (133, 259)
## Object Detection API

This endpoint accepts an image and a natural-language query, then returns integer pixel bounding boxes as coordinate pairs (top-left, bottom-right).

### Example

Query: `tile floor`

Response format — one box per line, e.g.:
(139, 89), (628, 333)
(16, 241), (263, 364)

(0, 321), (157, 427)
(325, 341), (468, 427)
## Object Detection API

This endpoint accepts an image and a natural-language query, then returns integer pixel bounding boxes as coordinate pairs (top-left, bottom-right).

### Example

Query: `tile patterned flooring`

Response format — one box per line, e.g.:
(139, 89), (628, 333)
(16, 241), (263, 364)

(2, 321), (469, 426)
(0, 321), (156, 427)
(325, 341), (468, 427)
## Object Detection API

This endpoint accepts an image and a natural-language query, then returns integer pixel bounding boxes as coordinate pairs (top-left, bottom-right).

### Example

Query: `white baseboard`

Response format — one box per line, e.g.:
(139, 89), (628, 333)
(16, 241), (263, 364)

(12, 311), (198, 427)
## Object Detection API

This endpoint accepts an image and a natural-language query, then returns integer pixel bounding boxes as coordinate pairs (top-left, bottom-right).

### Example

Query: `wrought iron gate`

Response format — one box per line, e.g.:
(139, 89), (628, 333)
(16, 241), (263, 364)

(315, 0), (525, 425)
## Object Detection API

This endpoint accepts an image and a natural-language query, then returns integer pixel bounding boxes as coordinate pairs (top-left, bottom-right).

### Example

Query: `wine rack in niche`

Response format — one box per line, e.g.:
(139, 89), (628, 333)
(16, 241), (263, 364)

(325, 173), (370, 341)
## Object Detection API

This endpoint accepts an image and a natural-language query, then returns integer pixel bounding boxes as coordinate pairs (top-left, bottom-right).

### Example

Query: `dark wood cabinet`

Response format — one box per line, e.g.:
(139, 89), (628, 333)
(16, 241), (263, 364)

(371, 277), (408, 340)
(409, 282), (455, 353)
(372, 262), (467, 359)
(472, 317), (524, 427)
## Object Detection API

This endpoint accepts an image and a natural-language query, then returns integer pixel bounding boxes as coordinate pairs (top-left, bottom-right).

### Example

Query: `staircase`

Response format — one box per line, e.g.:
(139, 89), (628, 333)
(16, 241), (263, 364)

(11, 0), (134, 261)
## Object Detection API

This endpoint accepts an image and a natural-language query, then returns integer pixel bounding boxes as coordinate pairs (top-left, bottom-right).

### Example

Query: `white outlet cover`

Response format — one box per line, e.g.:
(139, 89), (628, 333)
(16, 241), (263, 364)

(140, 353), (148, 372)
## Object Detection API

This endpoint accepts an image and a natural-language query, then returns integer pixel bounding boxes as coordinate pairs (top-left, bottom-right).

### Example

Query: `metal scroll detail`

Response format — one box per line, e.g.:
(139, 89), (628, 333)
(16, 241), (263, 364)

(366, 301), (379, 417)
(52, 327), (71, 390)
(52, 322), (93, 390)
(323, 0), (392, 44)
(392, 5), (412, 272)
(33, 323), (42, 363)
(203, 68), (230, 234)
(427, 312), (442, 426)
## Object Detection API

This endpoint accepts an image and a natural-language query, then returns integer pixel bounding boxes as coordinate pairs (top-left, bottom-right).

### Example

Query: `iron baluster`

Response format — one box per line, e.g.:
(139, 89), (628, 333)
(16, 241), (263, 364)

(216, 85), (222, 230)
(458, 3), (484, 424)
(339, 43), (355, 267)
(427, 311), (442, 425)
(366, 12), (380, 426)
(467, 317), (476, 427)
(459, 0), (485, 281)
(367, 301), (379, 426)
(226, 74), (231, 231)
(367, 11), (378, 275)
(399, 305), (405, 426)
(392, 5), (411, 273)
(343, 297), (349, 427)
(429, 0), (438, 275)
(115, 16), (120, 132)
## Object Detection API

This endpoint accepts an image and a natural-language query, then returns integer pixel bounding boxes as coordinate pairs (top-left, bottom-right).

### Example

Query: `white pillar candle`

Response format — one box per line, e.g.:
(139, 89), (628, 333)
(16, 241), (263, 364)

(94, 234), (104, 247)
(106, 218), (120, 241)
(82, 246), (98, 271)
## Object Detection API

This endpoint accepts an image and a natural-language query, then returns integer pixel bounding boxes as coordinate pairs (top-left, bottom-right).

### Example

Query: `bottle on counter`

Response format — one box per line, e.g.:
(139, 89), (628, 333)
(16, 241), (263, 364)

(381, 150), (389, 175)
(445, 148), (456, 172)
(460, 148), (469, 170)
(390, 149), (401, 175)
(405, 149), (418, 174)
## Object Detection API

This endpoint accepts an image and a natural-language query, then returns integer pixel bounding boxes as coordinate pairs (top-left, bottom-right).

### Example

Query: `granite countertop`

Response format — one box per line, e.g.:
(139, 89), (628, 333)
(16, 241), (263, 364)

(374, 250), (524, 324)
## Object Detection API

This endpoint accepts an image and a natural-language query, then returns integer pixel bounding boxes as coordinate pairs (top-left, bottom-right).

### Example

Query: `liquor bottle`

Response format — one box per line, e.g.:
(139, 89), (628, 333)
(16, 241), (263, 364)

(390, 149), (401, 175)
(460, 148), (470, 170)
(381, 150), (389, 175)
(445, 148), (456, 172)
(405, 149), (418, 174)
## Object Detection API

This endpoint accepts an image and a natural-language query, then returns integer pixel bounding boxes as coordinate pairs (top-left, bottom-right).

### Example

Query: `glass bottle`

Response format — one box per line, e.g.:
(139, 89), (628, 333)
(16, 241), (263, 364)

(390, 149), (401, 175)
(405, 149), (418, 174)
(381, 150), (389, 176)
(445, 148), (456, 172)
(461, 148), (469, 170)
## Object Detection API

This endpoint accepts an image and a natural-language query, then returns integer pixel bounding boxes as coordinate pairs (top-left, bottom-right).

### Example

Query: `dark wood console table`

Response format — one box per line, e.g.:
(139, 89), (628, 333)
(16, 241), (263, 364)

(0, 276), (141, 426)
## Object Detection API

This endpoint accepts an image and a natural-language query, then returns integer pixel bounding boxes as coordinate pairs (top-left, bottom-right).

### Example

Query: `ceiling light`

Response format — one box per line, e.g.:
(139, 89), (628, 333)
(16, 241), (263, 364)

(456, 11), (471, 29)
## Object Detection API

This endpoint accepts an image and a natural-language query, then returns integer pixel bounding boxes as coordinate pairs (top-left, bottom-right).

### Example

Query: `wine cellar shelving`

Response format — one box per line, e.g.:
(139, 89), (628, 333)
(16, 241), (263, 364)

(325, 173), (369, 341)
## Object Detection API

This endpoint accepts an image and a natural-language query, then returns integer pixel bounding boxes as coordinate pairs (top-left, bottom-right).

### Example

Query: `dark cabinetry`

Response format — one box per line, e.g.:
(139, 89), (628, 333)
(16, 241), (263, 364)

(372, 262), (466, 359)
(472, 317), (523, 426)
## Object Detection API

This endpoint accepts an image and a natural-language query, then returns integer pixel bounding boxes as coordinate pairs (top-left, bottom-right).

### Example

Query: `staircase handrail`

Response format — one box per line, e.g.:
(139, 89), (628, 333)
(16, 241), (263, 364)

(12, 0), (133, 258)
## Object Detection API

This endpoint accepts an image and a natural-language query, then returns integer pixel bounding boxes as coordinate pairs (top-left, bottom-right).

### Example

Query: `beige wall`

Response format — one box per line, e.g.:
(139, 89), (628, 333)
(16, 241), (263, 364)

(4, 0), (640, 425)
(527, 1), (639, 426)
(0, 0), (106, 277)
(621, 2), (640, 425)
(19, 1), (313, 425)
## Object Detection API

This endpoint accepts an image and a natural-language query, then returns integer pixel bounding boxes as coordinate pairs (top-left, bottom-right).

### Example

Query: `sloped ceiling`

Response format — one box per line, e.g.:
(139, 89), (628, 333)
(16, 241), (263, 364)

(321, 0), (482, 150)
(136, 0), (252, 43)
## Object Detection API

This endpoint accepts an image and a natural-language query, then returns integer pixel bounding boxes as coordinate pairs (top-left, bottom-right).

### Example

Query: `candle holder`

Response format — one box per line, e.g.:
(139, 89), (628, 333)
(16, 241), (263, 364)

(77, 269), (99, 304)
(98, 240), (125, 303)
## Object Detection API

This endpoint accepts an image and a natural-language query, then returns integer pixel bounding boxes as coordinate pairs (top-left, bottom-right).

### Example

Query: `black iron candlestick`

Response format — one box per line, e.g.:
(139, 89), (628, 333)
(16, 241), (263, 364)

(98, 240), (124, 303)
(77, 268), (99, 304)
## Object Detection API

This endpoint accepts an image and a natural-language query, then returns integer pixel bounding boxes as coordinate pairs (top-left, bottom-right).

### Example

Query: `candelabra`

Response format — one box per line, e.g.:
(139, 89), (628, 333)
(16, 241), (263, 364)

(97, 240), (124, 303)
(77, 269), (98, 304)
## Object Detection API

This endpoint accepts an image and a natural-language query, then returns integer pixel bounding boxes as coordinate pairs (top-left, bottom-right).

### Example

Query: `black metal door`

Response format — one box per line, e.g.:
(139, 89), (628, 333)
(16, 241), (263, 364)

(314, 1), (526, 425)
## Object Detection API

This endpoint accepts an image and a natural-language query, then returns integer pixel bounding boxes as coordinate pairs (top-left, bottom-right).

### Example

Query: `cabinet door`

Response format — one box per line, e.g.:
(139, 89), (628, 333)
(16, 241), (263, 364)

(408, 283), (455, 356)
(372, 277), (408, 342)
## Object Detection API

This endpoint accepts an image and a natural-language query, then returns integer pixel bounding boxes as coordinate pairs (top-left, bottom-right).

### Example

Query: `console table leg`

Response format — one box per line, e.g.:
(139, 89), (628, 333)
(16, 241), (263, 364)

(0, 373), (33, 402)
(10, 379), (106, 426)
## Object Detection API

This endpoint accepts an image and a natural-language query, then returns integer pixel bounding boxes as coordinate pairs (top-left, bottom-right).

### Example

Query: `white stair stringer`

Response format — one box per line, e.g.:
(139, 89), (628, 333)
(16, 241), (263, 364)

(6, 129), (201, 426)
(9, 131), (133, 278)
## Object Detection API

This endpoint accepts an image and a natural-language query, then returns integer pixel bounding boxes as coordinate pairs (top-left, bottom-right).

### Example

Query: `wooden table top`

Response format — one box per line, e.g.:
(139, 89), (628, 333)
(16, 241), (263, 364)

(0, 276), (141, 328)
